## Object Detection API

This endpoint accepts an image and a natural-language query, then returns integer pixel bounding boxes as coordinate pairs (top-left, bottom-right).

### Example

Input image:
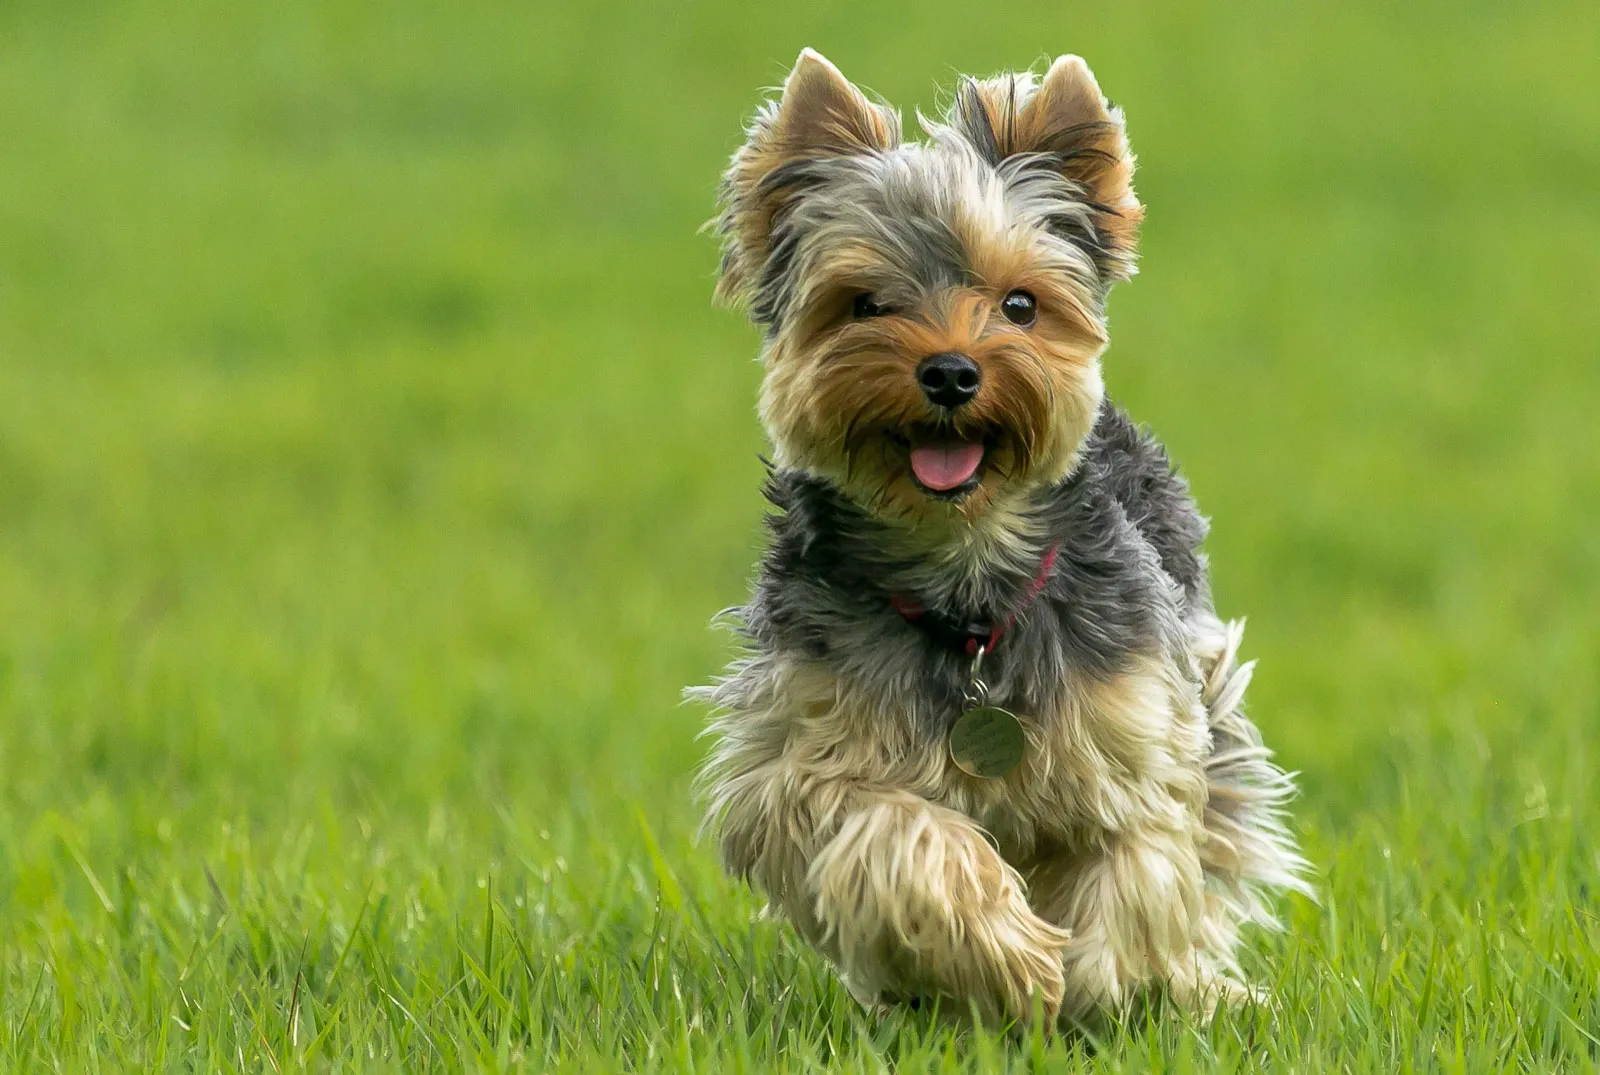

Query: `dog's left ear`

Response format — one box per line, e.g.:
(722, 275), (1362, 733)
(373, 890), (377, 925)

(954, 55), (1143, 279)
(715, 49), (900, 307)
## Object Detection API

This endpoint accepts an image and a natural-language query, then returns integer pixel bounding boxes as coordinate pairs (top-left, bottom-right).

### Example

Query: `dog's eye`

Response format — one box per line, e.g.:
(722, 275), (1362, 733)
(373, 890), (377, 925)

(1000, 290), (1037, 327)
(851, 293), (889, 319)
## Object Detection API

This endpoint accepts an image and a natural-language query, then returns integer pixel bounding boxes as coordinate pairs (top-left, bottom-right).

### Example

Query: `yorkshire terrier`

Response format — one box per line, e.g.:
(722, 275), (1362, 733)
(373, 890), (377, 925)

(692, 49), (1310, 1027)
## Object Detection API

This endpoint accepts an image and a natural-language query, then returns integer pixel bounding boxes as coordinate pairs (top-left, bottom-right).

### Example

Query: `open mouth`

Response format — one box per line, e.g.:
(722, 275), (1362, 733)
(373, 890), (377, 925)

(888, 427), (994, 498)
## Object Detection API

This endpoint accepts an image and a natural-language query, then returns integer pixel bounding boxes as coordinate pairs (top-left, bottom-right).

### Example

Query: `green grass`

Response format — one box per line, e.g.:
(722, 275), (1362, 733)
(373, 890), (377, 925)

(1, 0), (1598, 1068)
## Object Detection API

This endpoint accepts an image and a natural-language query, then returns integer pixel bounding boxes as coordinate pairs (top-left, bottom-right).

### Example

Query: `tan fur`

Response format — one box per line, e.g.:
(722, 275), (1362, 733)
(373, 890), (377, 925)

(700, 50), (1302, 1030)
(761, 282), (1103, 529)
(701, 617), (1283, 1027)
(811, 797), (1073, 1020)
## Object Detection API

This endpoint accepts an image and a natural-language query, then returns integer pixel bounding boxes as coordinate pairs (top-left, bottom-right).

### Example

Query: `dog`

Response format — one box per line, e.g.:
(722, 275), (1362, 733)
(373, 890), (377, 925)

(691, 48), (1310, 1027)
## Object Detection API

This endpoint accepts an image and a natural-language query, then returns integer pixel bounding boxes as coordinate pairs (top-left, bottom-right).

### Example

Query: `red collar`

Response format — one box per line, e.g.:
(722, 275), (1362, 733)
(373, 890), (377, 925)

(890, 544), (1059, 656)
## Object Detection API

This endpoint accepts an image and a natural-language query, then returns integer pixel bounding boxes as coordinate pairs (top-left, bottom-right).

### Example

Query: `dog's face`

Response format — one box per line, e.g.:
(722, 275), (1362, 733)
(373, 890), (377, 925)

(716, 51), (1142, 527)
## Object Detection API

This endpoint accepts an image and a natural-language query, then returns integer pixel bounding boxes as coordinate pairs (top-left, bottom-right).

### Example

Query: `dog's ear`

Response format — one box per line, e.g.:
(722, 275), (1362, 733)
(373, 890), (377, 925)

(716, 49), (900, 306)
(953, 55), (1142, 278)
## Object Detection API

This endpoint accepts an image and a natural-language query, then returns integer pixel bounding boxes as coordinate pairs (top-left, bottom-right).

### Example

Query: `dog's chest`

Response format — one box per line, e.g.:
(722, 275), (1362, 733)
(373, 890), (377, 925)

(888, 650), (1192, 848)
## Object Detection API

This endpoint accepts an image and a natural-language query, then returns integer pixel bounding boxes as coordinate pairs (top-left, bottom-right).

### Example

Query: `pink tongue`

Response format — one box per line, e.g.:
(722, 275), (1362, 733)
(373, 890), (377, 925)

(909, 441), (985, 491)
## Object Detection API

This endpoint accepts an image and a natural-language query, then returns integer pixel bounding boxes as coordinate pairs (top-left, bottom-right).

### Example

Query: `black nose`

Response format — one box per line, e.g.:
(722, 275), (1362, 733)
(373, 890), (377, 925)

(916, 352), (981, 409)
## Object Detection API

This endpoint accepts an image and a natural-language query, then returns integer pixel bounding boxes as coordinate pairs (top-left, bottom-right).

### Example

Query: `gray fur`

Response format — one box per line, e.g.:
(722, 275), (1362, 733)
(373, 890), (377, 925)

(698, 56), (1308, 1020)
(742, 403), (1202, 734)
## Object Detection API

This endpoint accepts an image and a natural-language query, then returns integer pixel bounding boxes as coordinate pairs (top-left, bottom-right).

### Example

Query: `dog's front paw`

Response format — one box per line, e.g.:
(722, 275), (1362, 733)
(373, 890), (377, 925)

(971, 894), (1072, 1025)
(1058, 936), (1260, 1024)
(809, 799), (1071, 1027)
(1057, 932), (1128, 1021)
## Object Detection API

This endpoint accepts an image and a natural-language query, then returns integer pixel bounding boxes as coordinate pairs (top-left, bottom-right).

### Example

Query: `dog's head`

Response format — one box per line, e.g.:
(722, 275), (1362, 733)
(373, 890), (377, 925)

(716, 50), (1141, 528)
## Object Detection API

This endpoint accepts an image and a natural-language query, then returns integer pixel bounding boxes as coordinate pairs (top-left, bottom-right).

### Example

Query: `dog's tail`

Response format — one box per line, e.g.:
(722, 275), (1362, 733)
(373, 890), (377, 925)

(1192, 615), (1315, 932)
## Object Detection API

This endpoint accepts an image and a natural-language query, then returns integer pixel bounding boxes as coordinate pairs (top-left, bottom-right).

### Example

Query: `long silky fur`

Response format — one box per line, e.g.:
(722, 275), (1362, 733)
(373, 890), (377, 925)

(692, 50), (1310, 1028)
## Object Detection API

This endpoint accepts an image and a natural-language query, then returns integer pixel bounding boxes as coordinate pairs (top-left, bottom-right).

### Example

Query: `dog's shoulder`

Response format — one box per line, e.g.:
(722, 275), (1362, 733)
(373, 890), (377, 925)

(1077, 403), (1209, 601)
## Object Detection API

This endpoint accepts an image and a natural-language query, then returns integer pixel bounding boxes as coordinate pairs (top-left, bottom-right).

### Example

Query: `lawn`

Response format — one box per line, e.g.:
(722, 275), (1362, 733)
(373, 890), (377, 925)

(1, 0), (1598, 1069)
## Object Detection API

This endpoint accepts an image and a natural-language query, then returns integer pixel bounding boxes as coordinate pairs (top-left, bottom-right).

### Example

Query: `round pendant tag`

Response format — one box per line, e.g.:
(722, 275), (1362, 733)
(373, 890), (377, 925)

(949, 706), (1026, 779)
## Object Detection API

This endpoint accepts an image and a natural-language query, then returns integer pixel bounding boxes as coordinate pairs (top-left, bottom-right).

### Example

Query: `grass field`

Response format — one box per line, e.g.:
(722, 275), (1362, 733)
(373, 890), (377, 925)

(2, 0), (1598, 1069)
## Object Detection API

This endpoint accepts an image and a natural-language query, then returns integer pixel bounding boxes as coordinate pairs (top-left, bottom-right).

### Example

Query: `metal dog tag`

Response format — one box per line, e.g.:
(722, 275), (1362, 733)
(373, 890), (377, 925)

(949, 705), (1026, 779)
(949, 643), (1025, 778)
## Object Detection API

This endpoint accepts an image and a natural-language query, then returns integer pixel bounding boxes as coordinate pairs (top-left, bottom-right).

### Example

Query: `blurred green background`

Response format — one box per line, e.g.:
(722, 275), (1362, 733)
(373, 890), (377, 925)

(1, 0), (1598, 1068)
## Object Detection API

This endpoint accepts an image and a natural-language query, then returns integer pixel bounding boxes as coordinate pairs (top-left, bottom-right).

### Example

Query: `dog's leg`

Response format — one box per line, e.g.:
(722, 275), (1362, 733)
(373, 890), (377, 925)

(809, 792), (1072, 1023)
(702, 660), (1072, 1025)
(1028, 819), (1248, 1021)
(713, 767), (1070, 1025)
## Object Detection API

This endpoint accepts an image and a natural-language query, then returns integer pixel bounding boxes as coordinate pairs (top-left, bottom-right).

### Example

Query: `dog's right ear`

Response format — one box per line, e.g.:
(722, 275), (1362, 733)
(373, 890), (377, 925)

(715, 49), (900, 307)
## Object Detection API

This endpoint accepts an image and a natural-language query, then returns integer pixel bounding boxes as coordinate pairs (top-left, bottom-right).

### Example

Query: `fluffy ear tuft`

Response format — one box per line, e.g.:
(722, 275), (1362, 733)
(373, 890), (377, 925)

(715, 49), (900, 307)
(952, 55), (1142, 278)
